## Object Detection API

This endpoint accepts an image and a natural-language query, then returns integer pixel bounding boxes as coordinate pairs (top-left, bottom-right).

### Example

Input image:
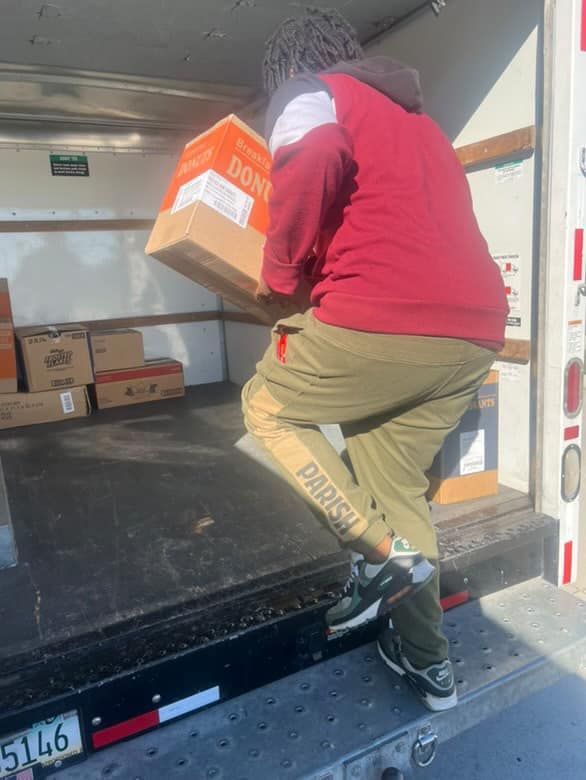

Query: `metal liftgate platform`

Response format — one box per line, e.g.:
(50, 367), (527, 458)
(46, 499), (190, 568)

(47, 578), (586, 779)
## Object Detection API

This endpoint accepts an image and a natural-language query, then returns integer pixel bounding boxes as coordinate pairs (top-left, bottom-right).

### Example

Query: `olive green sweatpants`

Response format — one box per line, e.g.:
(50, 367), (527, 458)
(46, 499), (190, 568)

(242, 310), (495, 666)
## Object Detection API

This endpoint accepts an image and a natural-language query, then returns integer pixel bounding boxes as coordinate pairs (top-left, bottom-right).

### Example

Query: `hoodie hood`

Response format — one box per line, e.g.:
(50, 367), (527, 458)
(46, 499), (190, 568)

(327, 56), (424, 114)
(264, 56), (424, 142)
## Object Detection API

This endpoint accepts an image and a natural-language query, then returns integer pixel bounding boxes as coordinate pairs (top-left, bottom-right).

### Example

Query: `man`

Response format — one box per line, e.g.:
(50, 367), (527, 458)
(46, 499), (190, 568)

(242, 9), (507, 711)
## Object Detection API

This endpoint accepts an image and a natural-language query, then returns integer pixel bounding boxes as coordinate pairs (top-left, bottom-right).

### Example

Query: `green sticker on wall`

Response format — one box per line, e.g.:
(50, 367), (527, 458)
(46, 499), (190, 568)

(50, 155), (89, 177)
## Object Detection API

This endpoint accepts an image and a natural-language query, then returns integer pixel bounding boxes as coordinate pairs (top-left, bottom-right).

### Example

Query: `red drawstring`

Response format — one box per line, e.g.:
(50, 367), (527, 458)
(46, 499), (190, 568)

(277, 333), (288, 364)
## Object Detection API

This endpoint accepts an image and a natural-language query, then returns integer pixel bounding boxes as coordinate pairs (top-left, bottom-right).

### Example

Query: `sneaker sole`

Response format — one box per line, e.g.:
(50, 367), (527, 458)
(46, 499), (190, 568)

(327, 561), (435, 634)
(377, 641), (458, 712)
(327, 597), (382, 633)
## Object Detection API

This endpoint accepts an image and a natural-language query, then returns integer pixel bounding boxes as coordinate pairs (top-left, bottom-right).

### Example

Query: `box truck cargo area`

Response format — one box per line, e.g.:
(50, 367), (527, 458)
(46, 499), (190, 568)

(0, 0), (584, 776)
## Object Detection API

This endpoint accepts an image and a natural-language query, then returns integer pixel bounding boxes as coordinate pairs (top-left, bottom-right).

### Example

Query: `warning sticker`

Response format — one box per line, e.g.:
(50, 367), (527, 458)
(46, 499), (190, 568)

(50, 154), (89, 177)
(495, 160), (524, 184)
(171, 170), (253, 228)
(460, 429), (485, 476)
(567, 320), (584, 359)
(493, 253), (522, 327)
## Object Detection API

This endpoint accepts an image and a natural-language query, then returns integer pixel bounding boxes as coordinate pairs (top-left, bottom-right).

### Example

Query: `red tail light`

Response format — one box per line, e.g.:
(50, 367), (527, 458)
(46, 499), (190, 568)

(564, 359), (583, 417)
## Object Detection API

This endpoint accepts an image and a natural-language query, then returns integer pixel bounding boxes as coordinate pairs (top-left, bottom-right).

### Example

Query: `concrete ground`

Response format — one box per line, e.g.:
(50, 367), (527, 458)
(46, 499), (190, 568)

(413, 674), (586, 779)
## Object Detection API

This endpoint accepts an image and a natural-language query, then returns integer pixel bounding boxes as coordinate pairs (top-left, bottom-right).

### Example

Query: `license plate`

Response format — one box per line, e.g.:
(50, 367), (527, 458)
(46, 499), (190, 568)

(0, 711), (83, 778)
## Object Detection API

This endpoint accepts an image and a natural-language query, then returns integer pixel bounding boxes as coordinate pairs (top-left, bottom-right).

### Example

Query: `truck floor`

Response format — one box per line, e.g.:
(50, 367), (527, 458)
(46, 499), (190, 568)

(0, 383), (347, 674)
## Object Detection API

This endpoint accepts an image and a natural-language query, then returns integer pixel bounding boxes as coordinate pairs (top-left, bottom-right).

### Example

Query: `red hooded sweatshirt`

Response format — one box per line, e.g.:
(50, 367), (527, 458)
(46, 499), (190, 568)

(262, 58), (508, 348)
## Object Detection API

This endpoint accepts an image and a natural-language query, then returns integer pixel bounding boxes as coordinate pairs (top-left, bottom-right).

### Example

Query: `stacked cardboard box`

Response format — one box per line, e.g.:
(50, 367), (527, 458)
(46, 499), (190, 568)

(89, 329), (185, 409)
(0, 280), (17, 394)
(89, 329), (144, 372)
(2, 321), (94, 430)
(0, 280), (78, 429)
(93, 358), (185, 409)
(428, 371), (499, 504)
(0, 281), (185, 429)
(0, 387), (91, 429)
(17, 324), (94, 392)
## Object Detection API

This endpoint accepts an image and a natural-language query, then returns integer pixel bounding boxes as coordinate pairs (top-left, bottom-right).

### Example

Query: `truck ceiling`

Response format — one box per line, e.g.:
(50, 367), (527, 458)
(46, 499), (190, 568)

(0, 0), (431, 130)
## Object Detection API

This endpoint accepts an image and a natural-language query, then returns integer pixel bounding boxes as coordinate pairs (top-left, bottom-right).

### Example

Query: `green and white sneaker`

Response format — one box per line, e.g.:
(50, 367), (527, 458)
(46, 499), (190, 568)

(377, 629), (458, 712)
(325, 537), (435, 632)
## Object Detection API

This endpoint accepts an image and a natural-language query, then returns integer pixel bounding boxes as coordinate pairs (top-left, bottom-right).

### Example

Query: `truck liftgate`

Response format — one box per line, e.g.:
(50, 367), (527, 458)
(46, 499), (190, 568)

(44, 580), (586, 779)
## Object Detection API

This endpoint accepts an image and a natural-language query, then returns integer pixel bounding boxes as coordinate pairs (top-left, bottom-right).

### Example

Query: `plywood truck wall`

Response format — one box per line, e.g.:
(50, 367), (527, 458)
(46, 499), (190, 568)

(0, 138), (225, 387)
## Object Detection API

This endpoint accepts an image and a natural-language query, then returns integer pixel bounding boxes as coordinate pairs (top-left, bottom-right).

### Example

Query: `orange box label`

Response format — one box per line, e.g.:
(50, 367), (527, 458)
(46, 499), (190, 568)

(160, 116), (271, 235)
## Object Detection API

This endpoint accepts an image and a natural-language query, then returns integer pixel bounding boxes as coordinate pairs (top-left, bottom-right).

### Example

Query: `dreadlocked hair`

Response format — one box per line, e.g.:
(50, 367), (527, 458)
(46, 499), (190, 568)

(262, 8), (364, 96)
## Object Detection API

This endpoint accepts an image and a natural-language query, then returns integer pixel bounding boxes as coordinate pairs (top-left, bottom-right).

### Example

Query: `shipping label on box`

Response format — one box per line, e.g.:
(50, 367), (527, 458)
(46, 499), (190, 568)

(93, 358), (185, 409)
(17, 325), (94, 392)
(90, 329), (145, 372)
(0, 386), (90, 430)
(146, 114), (300, 324)
(428, 371), (499, 505)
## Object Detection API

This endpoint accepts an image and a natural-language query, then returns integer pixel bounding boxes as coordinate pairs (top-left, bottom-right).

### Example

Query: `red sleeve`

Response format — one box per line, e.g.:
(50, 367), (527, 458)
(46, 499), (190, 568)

(262, 123), (353, 296)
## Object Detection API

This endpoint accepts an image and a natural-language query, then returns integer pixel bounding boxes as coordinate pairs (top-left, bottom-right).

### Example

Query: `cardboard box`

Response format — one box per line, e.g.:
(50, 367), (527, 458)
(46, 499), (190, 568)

(0, 386), (90, 430)
(17, 324), (94, 392)
(0, 321), (17, 394)
(0, 279), (14, 322)
(428, 371), (499, 504)
(90, 329), (145, 372)
(93, 358), (185, 409)
(146, 114), (299, 324)
(0, 281), (17, 393)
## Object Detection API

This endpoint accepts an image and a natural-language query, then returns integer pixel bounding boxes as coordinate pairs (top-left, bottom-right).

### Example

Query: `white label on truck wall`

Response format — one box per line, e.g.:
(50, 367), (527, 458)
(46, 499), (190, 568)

(493, 252), (522, 328)
(460, 429), (485, 476)
(495, 160), (524, 184)
(495, 362), (521, 382)
(171, 170), (253, 228)
(60, 392), (75, 414)
(567, 320), (584, 358)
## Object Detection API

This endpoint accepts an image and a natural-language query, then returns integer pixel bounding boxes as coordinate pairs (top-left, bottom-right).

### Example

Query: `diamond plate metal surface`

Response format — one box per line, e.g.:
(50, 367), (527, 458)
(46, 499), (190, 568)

(48, 579), (586, 780)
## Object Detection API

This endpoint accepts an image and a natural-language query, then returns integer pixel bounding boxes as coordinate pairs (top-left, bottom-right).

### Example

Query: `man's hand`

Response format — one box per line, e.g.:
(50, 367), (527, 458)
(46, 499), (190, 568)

(255, 277), (292, 308)
(255, 277), (277, 304)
